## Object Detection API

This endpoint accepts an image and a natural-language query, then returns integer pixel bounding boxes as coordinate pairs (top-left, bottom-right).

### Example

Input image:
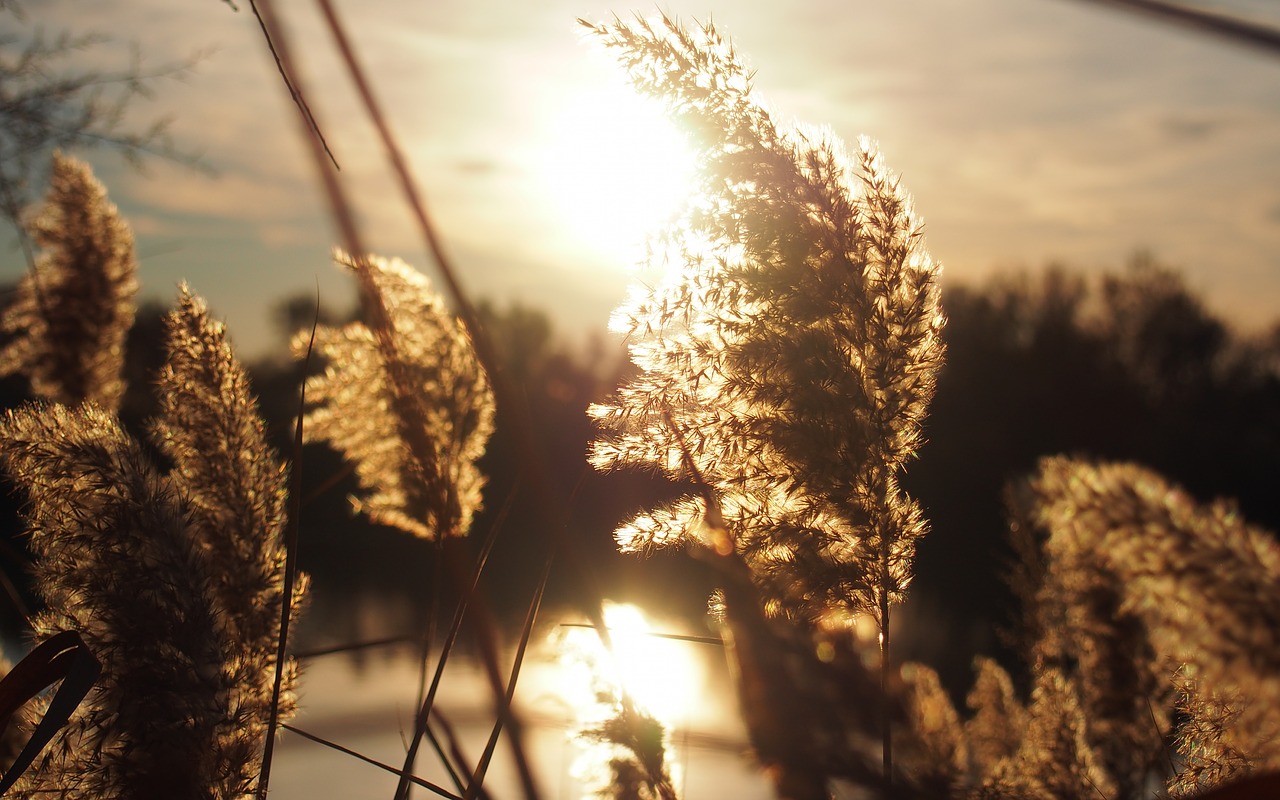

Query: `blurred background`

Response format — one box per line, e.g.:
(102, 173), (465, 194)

(1, 1), (1278, 796)
(2, 0), (1278, 357)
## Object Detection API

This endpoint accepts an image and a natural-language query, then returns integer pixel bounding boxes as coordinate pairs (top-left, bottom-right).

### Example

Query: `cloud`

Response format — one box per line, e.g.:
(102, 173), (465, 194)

(15, 0), (1280, 355)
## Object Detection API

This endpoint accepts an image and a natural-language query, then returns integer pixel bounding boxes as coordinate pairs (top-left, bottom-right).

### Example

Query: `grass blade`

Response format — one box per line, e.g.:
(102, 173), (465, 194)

(256, 298), (317, 799)
(281, 723), (461, 800)
(394, 481), (519, 799)
(0, 631), (101, 794)
(465, 551), (553, 800)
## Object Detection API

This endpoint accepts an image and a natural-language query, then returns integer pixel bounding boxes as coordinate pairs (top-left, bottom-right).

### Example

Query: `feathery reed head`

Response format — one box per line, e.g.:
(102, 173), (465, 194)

(152, 285), (306, 771)
(0, 402), (243, 798)
(897, 663), (965, 796)
(295, 251), (495, 539)
(962, 657), (1026, 785)
(153, 285), (298, 647)
(0, 285), (306, 798)
(979, 667), (1117, 800)
(585, 14), (945, 625)
(1026, 456), (1280, 795)
(0, 151), (137, 411)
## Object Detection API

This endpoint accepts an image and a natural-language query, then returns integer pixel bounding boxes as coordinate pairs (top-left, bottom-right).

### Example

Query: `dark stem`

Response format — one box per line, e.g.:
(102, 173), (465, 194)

(464, 550), (554, 799)
(1068, 0), (1280, 57)
(255, 299), (316, 800)
(392, 484), (520, 800)
(279, 724), (459, 799)
(880, 594), (892, 785)
(247, 0), (339, 168)
(403, 538), (446, 800)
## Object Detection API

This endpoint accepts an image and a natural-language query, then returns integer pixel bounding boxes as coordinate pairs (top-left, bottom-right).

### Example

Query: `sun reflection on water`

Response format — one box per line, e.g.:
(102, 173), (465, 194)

(551, 601), (705, 728)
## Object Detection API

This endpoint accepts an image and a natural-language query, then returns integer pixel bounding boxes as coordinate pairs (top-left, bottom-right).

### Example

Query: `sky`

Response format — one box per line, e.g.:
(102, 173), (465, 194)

(5, 0), (1280, 360)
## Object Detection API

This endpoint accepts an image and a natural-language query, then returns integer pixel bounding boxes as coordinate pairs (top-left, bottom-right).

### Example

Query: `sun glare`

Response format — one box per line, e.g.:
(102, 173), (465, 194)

(552, 602), (704, 727)
(539, 73), (699, 267)
(603, 603), (700, 722)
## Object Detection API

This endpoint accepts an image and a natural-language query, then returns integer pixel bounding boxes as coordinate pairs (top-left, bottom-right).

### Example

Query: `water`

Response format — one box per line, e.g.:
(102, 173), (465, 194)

(269, 643), (775, 800)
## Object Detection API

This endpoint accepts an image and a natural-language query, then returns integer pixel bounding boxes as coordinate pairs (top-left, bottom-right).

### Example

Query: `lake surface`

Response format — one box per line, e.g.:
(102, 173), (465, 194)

(270, 640), (776, 800)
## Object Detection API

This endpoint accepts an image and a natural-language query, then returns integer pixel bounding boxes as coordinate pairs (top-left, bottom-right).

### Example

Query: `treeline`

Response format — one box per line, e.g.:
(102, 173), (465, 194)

(1, 255), (1275, 688)
(226, 255), (1280, 693)
(904, 256), (1280, 693)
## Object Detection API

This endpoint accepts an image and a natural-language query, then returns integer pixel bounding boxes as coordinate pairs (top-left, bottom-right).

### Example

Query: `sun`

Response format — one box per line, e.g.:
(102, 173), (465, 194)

(537, 72), (699, 267)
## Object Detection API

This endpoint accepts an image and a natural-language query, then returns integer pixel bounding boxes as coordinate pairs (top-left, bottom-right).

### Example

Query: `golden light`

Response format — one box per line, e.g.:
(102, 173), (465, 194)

(552, 601), (705, 727)
(537, 72), (699, 267)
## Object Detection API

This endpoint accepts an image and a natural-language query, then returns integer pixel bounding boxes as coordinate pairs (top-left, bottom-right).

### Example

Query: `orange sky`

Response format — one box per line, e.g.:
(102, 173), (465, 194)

(4, 0), (1279, 359)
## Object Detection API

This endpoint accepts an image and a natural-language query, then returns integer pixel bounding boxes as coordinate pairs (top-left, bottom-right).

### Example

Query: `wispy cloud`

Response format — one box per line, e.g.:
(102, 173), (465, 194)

(7, 0), (1278, 360)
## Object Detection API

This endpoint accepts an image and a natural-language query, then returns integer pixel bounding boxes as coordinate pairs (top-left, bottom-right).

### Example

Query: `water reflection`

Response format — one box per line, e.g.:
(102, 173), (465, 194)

(274, 606), (773, 799)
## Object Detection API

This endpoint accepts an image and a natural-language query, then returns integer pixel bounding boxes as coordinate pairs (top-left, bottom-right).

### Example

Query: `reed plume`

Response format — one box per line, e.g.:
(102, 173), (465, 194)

(584, 14), (944, 791)
(295, 251), (495, 539)
(0, 286), (303, 799)
(1169, 671), (1251, 796)
(897, 663), (965, 797)
(1020, 480), (1170, 795)
(1026, 456), (1280, 797)
(0, 152), (137, 412)
(2, 403), (238, 799)
(553, 615), (676, 800)
(152, 285), (306, 781)
(977, 668), (1116, 800)
(961, 657), (1025, 787)
(585, 12), (944, 629)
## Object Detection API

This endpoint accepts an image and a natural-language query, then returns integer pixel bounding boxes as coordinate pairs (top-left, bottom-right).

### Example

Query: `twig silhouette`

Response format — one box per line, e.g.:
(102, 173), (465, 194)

(1067, 0), (1280, 56)
(396, 481), (521, 797)
(257, 292), (316, 800)
(465, 552), (553, 799)
(245, 0), (340, 168)
(280, 724), (460, 799)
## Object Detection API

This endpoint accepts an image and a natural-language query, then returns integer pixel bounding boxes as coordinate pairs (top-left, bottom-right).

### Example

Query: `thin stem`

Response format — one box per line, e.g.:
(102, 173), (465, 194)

(246, 0), (340, 168)
(0, 565), (31, 630)
(423, 718), (470, 798)
(250, 2), (364, 259)
(299, 459), (357, 509)
(557, 623), (722, 647)
(0, 534), (33, 627)
(464, 551), (554, 799)
(394, 482), (519, 800)
(1066, 0), (1280, 56)
(449, 540), (541, 800)
(402, 536), (446, 800)
(0, 173), (51, 357)
(280, 724), (459, 800)
(1147, 697), (1176, 778)
(256, 297), (316, 800)
(880, 595), (892, 784)
(295, 634), (419, 660)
